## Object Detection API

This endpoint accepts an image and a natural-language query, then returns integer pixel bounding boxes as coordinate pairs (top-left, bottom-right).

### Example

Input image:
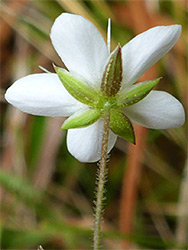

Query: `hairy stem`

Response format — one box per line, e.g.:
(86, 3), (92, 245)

(93, 112), (110, 249)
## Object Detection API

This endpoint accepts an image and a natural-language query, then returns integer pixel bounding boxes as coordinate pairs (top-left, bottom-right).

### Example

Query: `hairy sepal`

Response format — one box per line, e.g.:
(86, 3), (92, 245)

(61, 108), (101, 129)
(101, 45), (122, 97)
(55, 66), (100, 106)
(110, 109), (135, 144)
(121, 78), (161, 106)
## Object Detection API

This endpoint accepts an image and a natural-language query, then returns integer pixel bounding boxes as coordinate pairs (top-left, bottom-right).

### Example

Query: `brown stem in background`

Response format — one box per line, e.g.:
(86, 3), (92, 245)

(114, 0), (158, 248)
(0, 35), (32, 226)
(175, 156), (188, 246)
(33, 117), (65, 189)
(1, 30), (28, 204)
(120, 125), (147, 248)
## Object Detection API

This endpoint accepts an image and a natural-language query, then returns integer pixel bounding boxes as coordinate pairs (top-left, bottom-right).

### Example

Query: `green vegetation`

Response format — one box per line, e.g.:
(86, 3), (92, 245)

(1, 0), (187, 249)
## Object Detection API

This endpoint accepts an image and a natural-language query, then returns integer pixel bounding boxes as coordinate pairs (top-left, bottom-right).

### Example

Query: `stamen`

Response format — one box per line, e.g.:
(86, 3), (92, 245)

(107, 18), (111, 54)
(39, 65), (51, 73)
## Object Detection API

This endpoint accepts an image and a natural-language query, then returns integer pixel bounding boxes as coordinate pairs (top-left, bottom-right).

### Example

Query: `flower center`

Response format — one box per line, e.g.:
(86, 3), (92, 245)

(95, 95), (118, 112)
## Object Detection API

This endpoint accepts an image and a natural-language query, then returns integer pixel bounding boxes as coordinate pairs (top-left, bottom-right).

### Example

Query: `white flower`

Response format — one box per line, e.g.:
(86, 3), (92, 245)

(5, 13), (185, 162)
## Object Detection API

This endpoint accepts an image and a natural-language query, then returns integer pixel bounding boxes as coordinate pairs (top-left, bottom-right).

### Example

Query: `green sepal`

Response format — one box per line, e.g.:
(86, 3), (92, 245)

(61, 108), (101, 129)
(101, 44), (122, 97)
(54, 65), (100, 106)
(121, 78), (161, 107)
(110, 109), (135, 144)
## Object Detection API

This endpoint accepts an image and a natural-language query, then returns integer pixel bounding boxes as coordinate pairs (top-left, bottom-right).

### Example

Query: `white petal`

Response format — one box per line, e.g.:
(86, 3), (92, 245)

(50, 13), (108, 87)
(122, 25), (181, 86)
(124, 91), (185, 129)
(67, 118), (117, 162)
(107, 18), (111, 54)
(5, 73), (85, 117)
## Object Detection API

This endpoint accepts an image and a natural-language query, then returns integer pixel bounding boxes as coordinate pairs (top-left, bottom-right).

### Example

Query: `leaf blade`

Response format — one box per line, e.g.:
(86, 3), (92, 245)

(61, 108), (101, 129)
(101, 45), (122, 97)
(55, 66), (100, 106)
(121, 78), (161, 106)
(110, 109), (135, 144)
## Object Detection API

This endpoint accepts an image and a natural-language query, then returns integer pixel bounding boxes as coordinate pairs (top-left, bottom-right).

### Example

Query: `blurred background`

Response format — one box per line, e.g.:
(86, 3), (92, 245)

(0, 0), (187, 249)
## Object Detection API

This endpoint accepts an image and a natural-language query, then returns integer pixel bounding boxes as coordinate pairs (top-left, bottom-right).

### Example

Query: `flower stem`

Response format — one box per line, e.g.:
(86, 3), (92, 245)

(93, 112), (110, 250)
